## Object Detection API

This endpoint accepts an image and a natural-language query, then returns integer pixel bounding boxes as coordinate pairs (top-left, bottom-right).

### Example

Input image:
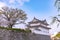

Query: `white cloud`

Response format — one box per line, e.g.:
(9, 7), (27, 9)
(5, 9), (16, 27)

(0, 2), (6, 8)
(0, 0), (30, 7)
(0, 2), (7, 10)
(9, 0), (15, 4)
(9, 0), (30, 6)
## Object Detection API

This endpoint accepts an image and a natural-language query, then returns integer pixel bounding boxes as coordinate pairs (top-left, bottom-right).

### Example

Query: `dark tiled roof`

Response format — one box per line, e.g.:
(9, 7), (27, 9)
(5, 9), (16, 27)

(28, 17), (49, 25)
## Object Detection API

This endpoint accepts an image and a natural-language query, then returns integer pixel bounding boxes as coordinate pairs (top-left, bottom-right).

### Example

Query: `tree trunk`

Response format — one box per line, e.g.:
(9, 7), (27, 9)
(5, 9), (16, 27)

(8, 24), (12, 28)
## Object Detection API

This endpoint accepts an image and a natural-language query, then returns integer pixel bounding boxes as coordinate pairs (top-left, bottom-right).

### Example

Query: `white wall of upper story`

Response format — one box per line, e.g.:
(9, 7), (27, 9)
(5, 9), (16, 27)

(30, 23), (47, 27)
(30, 23), (40, 26)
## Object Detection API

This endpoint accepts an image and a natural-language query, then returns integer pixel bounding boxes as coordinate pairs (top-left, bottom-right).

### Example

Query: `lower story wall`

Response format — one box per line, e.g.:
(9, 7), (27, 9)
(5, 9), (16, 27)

(0, 29), (51, 40)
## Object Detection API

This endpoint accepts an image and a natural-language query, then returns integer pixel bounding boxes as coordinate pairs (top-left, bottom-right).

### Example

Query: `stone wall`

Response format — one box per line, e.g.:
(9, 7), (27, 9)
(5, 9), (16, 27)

(0, 29), (51, 40)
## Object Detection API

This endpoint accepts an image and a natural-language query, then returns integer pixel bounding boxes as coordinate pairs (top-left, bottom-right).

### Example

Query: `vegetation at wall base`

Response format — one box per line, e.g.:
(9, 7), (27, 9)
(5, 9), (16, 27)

(55, 33), (60, 38)
(0, 27), (31, 33)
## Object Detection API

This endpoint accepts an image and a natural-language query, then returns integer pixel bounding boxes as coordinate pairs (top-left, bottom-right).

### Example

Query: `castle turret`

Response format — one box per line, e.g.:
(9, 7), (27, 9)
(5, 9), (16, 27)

(27, 17), (51, 35)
